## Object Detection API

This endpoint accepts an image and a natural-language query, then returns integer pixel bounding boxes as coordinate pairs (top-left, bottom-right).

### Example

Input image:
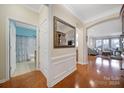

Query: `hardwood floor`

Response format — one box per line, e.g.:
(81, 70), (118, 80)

(54, 56), (124, 88)
(0, 56), (124, 88)
(0, 71), (47, 88)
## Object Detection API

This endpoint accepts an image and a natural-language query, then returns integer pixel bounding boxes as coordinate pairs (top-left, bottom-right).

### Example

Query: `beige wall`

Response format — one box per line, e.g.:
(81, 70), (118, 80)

(0, 5), (39, 81)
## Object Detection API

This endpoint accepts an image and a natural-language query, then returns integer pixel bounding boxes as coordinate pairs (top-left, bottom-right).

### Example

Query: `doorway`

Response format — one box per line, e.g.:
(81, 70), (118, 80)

(86, 18), (123, 61)
(9, 20), (38, 77)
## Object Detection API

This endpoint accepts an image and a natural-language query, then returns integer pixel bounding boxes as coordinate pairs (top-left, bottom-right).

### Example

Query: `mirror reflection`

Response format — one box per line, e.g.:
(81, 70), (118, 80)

(54, 16), (76, 48)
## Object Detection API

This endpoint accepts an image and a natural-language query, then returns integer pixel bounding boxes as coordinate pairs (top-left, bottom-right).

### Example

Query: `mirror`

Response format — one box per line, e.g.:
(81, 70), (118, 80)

(54, 16), (76, 48)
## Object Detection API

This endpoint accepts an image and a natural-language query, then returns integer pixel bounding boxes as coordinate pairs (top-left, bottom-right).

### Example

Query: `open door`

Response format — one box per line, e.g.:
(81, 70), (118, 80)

(9, 21), (16, 76)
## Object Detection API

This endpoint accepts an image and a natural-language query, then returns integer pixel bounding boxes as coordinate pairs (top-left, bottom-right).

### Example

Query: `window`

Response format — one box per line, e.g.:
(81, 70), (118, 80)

(96, 40), (102, 49)
(121, 38), (124, 48)
(95, 37), (122, 51)
(111, 38), (120, 50)
(103, 39), (109, 50)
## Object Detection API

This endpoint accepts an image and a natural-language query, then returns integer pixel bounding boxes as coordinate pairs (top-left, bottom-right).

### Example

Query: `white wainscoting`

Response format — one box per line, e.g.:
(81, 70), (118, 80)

(78, 61), (88, 65)
(48, 53), (77, 87)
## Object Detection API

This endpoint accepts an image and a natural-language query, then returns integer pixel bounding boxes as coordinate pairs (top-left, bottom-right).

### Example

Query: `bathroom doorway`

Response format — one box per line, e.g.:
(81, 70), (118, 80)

(9, 19), (38, 77)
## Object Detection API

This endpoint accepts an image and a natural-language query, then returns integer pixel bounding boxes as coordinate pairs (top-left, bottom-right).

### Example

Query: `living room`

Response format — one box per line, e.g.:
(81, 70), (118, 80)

(87, 16), (124, 61)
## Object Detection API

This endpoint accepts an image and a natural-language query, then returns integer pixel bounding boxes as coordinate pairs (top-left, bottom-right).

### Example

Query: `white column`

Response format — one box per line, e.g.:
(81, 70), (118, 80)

(77, 27), (88, 65)
(83, 26), (88, 64)
(77, 28), (83, 64)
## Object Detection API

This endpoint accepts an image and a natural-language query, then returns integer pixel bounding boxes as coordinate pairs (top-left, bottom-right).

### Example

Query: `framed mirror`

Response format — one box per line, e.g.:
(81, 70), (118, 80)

(54, 16), (76, 48)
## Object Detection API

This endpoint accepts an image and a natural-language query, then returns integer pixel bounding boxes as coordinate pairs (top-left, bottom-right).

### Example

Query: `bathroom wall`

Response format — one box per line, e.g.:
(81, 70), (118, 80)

(16, 26), (36, 62)
(16, 27), (36, 37)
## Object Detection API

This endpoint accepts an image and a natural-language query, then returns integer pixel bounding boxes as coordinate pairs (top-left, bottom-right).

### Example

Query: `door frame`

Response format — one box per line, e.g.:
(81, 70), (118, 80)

(6, 18), (39, 79)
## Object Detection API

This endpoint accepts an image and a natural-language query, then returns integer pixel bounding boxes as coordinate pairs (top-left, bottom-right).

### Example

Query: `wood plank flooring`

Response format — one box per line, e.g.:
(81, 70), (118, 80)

(0, 56), (124, 88)
(0, 70), (47, 88)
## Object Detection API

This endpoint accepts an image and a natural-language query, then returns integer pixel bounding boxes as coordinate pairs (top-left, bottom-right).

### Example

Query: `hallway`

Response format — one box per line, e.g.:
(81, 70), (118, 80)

(0, 56), (124, 88)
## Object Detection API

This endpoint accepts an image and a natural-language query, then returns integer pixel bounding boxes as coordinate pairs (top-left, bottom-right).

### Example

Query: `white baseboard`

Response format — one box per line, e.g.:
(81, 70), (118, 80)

(40, 68), (48, 80)
(47, 66), (76, 87)
(78, 61), (88, 65)
(0, 78), (8, 84)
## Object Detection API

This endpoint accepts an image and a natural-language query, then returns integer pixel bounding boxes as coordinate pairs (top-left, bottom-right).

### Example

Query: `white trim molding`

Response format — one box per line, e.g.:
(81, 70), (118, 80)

(0, 78), (8, 84)
(85, 13), (120, 29)
(47, 53), (77, 87)
(52, 53), (76, 60)
(48, 66), (76, 87)
(52, 53), (76, 64)
(78, 61), (88, 65)
(6, 17), (39, 82)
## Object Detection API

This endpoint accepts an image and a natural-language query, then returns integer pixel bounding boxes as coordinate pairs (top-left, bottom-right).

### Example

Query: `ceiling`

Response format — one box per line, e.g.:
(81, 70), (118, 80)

(87, 18), (122, 37)
(23, 4), (43, 13)
(23, 4), (122, 23)
(64, 4), (122, 22)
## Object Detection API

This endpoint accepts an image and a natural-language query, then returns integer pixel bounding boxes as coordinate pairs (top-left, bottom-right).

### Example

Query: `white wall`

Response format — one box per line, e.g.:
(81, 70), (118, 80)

(39, 5), (50, 80)
(87, 36), (95, 49)
(0, 5), (39, 83)
(77, 28), (84, 64)
(48, 4), (83, 87)
(9, 21), (16, 75)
